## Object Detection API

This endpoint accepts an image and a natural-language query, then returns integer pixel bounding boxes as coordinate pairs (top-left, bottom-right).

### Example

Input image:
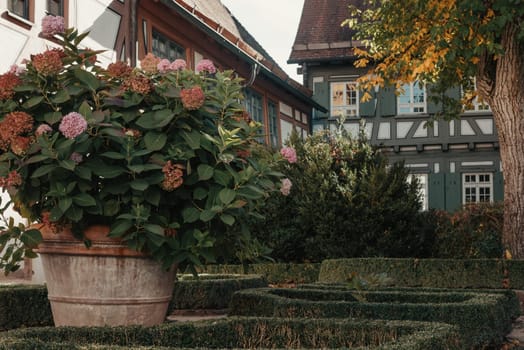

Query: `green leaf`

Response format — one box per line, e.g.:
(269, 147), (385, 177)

(147, 232), (165, 248)
(50, 207), (63, 221)
(65, 206), (83, 221)
(193, 187), (208, 200)
(19, 229), (42, 248)
(24, 154), (49, 165)
(74, 69), (100, 91)
(101, 152), (126, 160)
(197, 164), (214, 181)
(110, 220), (133, 237)
(180, 130), (201, 149)
(78, 101), (92, 119)
(51, 89), (70, 103)
(127, 164), (162, 173)
(218, 188), (236, 205)
(144, 187), (161, 206)
(237, 185), (265, 200)
(182, 207), (200, 223)
(200, 209), (217, 222)
(59, 197), (73, 213)
(136, 109), (174, 129)
(144, 224), (164, 236)
(144, 131), (167, 151)
(220, 214), (235, 226)
(213, 170), (231, 187)
(31, 164), (56, 178)
(73, 193), (97, 207)
(91, 163), (126, 178)
(130, 179), (149, 191)
(44, 111), (62, 125)
(58, 159), (76, 171)
(22, 96), (44, 109)
(103, 200), (120, 216)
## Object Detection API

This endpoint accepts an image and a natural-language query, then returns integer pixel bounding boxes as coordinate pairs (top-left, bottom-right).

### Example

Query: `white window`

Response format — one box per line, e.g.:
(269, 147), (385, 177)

(463, 77), (490, 112)
(463, 173), (493, 204)
(398, 82), (426, 114)
(331, 82), (359, 118)
(407, 173), (428, 211)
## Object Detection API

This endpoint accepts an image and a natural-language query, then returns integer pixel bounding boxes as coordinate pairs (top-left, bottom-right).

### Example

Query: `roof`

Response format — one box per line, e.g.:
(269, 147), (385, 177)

(159, 0), (326, 111)
(288, 0), (365, 64)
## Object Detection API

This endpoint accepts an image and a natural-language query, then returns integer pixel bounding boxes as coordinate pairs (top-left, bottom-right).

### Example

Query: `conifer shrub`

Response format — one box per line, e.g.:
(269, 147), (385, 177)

(251, 129), (430, 262)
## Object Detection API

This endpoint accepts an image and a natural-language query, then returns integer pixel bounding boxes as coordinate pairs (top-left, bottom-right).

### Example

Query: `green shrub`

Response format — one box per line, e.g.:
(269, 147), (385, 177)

(169, 274), (267, 310)
(430, 202), (504, 258)
(250, 129), (430, 262)
(198, 263), (321, 284)
(318, 258), (514, 288)
(0, 285), (52, 330)
(229, 287), (515, 349)
(0, 317), (460, 349)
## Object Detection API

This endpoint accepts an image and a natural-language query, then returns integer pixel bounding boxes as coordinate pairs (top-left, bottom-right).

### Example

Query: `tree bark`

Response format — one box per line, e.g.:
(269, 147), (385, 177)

(480, 22), (524, 257)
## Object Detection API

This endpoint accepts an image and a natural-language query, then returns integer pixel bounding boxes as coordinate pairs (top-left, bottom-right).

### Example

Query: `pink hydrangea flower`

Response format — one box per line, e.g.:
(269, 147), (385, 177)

(41, 15), (65, 37)
(180, 86), (205, 110)
(59, 112), (88, 139)
(170, 59), (187, 71)
(35, 124), (53, 136)
(70, 152), (83, 164)
(280, 146), (297, 163)
(8, 64), (25, 76)
(157, 59), (172, 74)
(280, 178), (292, 196)
(196, 59), (216, 74)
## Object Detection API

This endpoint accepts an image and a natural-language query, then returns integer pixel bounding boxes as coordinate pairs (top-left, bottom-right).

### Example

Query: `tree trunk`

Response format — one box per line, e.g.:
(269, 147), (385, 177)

(481, 22), (524, 257)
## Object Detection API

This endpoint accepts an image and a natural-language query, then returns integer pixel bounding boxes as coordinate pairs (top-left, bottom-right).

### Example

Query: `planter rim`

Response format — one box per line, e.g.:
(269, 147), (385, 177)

(34, 224), (146, 257)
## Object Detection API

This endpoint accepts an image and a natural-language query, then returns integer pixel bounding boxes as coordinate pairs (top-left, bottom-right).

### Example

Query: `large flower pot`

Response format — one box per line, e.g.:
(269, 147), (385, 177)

(35, 225), (176, 327)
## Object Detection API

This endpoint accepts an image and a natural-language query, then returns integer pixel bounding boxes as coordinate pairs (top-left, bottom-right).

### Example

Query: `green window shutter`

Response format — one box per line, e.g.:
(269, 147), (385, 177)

(445, 173), (461, 212)
(378, 85), (396, 117)
(359, 89), (376, 117)
(313, 82), (329, 119)
(428, 173), (445, 210)
(494, 172), (504, 202)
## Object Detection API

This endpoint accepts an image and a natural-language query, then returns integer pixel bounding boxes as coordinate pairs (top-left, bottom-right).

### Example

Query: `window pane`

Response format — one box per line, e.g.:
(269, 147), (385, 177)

(9, 0), (29, 18)
(151, 30), (185, 61)
(331, 83), (344, 107)
(47, 0), (64, 16)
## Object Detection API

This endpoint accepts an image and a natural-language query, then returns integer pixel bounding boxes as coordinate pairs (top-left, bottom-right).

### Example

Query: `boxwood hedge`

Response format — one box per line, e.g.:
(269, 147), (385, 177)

(0, 317), (460, 349)
(229, 287), (517, 349)
(0, 285), (52, 330)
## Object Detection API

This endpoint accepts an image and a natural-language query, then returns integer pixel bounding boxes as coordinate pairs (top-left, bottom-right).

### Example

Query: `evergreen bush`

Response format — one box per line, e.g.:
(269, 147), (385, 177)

(251, 129), (429, 262)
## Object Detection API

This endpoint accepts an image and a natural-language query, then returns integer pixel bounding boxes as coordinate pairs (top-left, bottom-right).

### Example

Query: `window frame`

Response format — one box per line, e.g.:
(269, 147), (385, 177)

(397, 82), (427, 115)
(151, 28), (186, 62)
(462, 172), (493, 204)
(47, 0), (65, 17)
(407, 173), (428, 211)
(462, 77), (491, 113)
(330, 81), (359, 118)
(268, 100), (279, 147)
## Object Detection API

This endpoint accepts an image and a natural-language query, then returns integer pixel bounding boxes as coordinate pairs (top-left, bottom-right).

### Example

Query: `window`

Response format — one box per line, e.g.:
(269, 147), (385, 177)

(331, 82), (358, 118)
(268, 101), (279, 147)
(47, 0), (64, 16)
(244, 89), (264, 140)
(398, 82), (426, 114)
(407, 173), (428, 210)
(152, 29), (185, 61)
(463, 173), (493, 204)
(8, 0), (31, 20)
(463, 77), (490, 112)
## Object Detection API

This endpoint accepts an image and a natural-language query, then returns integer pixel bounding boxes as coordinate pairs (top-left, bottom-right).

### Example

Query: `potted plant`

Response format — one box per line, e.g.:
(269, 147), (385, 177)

(0, 16), (289, 326)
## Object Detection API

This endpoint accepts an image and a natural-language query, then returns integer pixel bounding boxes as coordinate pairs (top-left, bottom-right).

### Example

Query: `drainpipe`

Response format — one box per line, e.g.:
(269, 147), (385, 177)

(245, 62), (260, 87)
(129, 0), (138, 67)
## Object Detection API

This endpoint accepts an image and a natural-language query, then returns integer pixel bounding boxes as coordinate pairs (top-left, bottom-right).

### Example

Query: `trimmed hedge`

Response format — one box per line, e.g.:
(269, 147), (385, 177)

(318, 258), (524, 289)
(229, 287), (516, 349)
(298, 284), (521, 320)
(0, 285), (52, 330)
(0, 317), (460, 349)
(198, 263), (320, 284)
(170, 274), (267, 310)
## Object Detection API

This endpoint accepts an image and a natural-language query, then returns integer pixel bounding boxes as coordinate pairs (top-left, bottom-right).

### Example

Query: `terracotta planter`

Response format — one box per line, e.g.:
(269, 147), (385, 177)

(35, 225), (176, 327)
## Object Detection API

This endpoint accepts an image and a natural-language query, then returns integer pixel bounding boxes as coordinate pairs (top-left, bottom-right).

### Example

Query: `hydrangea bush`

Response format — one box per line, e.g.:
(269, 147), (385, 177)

(0, 16), (286, 273)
